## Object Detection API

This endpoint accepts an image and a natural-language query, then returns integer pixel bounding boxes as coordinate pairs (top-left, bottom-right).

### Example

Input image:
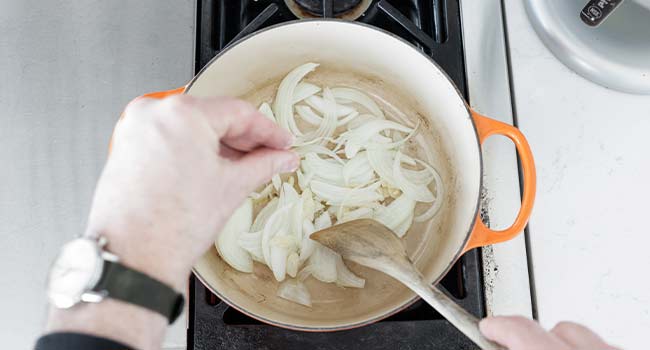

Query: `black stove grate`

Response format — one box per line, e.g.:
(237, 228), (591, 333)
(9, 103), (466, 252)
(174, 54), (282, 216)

(191, 1), (483, 349)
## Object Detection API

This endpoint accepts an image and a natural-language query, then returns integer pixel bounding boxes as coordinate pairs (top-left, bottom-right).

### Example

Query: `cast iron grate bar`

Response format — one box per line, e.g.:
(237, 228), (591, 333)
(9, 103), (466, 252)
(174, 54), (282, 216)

(432, 0), (447, 43)
(323, 0), (334, 18)
(378, 0), (436, 50)
(228, 3), (279, 47)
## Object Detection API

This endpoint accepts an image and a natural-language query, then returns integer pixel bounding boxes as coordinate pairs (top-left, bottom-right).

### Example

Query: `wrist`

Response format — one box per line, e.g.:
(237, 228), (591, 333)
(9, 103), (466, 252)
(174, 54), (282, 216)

(87, 226), (191, 292)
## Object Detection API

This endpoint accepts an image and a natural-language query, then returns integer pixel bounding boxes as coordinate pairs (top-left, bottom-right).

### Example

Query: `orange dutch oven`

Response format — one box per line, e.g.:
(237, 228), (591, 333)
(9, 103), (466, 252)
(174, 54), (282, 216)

(118, 20), (536, 331)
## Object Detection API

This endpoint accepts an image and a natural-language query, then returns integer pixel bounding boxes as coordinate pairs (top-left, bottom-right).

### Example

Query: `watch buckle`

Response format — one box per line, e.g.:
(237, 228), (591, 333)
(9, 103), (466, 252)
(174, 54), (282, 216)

(81, 290), (107, 303)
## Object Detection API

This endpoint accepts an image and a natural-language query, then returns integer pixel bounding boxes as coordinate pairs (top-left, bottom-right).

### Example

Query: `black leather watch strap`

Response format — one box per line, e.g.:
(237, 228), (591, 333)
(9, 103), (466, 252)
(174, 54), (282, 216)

(92, 260), (184, 324)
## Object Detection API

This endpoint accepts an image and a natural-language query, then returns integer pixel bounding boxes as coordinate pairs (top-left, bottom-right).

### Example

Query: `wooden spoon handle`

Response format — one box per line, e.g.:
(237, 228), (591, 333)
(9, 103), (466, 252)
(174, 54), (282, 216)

(410, 281), (504, 350)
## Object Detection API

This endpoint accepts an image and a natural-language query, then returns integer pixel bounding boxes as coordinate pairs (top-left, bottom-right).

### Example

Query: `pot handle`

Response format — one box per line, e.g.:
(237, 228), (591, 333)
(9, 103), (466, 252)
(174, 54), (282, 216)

(463, 110), (536, 252)
(139, 86), (186, 99)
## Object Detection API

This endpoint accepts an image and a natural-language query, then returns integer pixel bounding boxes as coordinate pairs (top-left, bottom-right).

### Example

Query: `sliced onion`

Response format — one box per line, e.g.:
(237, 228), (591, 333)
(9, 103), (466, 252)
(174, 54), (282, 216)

(374, 194), (416, 237)
(367, 148), (397, 187)
(327, 204), (340, 216)
(337, 111), (360, 127)
(393, 151), (435, 203)
(340, 206), (374, 223)
(310, 180), (382, 206)
(301, 153), (344, 185)
(272, 63), (318, 136)
(261, 205), (292, 265)
(293, 82), (321, 104)
(331, 87), (384, 119)
(268, 216), (301, 282)
(238, 231), (264, 262)
(251, 197), (278, 232)
(347, 114), (377, 131)
(294, 144), (345, 164)
(365, 120), (421, 152)
(341, 120), (414, 158)
(297, 265), (315, 281)
(270, 243), (290, 282)
(215, 198), (254, 273)
(279, 182), (300, 207)
(307, 244), (338, 283)
(258, 102), (276, 122)
(249, 183), (274, 200)
(295, 105), (322, 126)
(313, 199), (325, 214)
(286, 252), (300, 278)
(305, 95), (355, 118)
(296, 104), (360, 128)
(403, 168), (435, 185)
(299, 219), (317, 263)
(301, 188), (315, 222)
(342, 151), (375, 186)
(218, 62), (448, 307)
(393, 212), (415, 237)
(335, 255), (365, 288)
(297, 169), (315, 191)
(413, 159), (445, 222)
(296, 88), (339, 145)
(314, 211), (332, 230)
(272, 174), (282, 191)
(277, 279), (312, 307)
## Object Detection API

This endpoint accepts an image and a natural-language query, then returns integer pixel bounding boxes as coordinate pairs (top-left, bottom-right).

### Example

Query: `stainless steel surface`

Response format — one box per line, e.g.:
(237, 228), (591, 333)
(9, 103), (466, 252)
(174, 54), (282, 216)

(525, 0), (650, 94)
(0, 1), (194, 348)
(460, 0), (533, 316)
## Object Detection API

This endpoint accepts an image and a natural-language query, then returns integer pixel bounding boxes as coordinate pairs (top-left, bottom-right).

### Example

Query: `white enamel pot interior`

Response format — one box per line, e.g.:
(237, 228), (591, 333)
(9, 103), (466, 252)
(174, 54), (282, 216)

(185, 20), (535, 331)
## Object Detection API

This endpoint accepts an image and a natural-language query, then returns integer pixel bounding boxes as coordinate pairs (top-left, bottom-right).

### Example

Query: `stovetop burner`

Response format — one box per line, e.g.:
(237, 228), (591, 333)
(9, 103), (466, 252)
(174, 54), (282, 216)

(285, 0), (371, 19)
(292, 0), (361, 15)
(192, 1), (483, 349)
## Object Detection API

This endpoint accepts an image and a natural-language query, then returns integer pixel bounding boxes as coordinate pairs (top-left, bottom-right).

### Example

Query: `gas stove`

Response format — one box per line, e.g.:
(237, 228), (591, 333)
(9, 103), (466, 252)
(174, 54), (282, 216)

(188, 1), (487, 349)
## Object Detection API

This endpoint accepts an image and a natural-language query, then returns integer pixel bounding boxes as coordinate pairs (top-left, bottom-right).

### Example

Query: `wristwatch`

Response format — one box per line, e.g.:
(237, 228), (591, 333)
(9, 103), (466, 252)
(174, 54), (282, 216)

(46, 236), (184, 324)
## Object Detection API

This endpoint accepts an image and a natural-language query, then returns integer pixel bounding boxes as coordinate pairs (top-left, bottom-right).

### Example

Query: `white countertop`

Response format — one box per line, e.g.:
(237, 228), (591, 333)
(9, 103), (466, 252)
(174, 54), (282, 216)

(0, 1), (194, 348)
(503, 1), (650, 349)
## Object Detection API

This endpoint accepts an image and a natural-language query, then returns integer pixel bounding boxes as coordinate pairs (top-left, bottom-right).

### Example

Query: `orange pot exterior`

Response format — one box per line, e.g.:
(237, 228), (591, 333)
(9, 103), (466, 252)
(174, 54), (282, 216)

(463, 110), (537, 253)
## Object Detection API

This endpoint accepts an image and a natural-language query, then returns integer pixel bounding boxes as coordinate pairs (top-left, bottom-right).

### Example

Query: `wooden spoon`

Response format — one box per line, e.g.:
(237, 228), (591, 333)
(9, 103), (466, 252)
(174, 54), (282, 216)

(310, 219), (503, 350)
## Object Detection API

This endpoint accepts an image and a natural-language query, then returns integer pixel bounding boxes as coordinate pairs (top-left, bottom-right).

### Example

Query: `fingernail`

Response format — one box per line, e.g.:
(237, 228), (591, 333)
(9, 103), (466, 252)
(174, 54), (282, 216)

(276, 153), (299, 173)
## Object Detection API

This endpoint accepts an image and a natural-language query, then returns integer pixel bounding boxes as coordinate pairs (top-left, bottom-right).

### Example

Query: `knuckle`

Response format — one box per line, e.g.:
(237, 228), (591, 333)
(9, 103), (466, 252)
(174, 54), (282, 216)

(552, 321), (582, 334)
(503, 316), (540, 333)
(224, 98), (253, 117)
(123, 97), (150, 116)
(152, 95), (195, 129)
(161, 94), (193, 114)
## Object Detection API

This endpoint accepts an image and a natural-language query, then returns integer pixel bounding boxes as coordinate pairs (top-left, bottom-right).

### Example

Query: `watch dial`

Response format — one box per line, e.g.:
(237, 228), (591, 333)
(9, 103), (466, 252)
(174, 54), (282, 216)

(47, 238), (102, 308)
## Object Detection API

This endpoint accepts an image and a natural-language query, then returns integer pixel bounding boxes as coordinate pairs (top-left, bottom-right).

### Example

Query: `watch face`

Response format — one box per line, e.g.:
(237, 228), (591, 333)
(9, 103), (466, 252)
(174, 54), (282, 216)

(47, 238), (103, 308)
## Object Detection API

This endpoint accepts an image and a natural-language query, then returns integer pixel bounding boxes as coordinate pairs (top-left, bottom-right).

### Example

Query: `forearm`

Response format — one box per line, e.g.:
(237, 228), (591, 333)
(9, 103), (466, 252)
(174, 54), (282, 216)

(42, 95), (294, 349)
(46, 299), (167, 350)
(45, 223), (190, 350)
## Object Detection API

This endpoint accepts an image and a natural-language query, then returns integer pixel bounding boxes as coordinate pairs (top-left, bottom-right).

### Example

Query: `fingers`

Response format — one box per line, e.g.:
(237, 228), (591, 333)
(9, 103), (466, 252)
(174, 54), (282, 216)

(191, 96), (293, 151)
(225, 148), (299, 195)
(480, 316), (570, 350)
(219, 143), (246, 160)
(127, 95), (293, 152)
(550, 322), (616, 349)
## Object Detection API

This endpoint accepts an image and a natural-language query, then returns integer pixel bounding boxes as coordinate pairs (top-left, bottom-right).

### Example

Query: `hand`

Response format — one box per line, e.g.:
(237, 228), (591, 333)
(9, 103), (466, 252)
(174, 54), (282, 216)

(46, 95), (298, 349)
(480, 316), (620, 350)
(86, 95), (298, 290)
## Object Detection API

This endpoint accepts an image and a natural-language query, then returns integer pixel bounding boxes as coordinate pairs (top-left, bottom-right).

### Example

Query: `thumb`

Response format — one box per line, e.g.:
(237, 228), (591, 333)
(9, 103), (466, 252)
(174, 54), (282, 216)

(227, 148), (299, 194)
(479, 316), (570, 350)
